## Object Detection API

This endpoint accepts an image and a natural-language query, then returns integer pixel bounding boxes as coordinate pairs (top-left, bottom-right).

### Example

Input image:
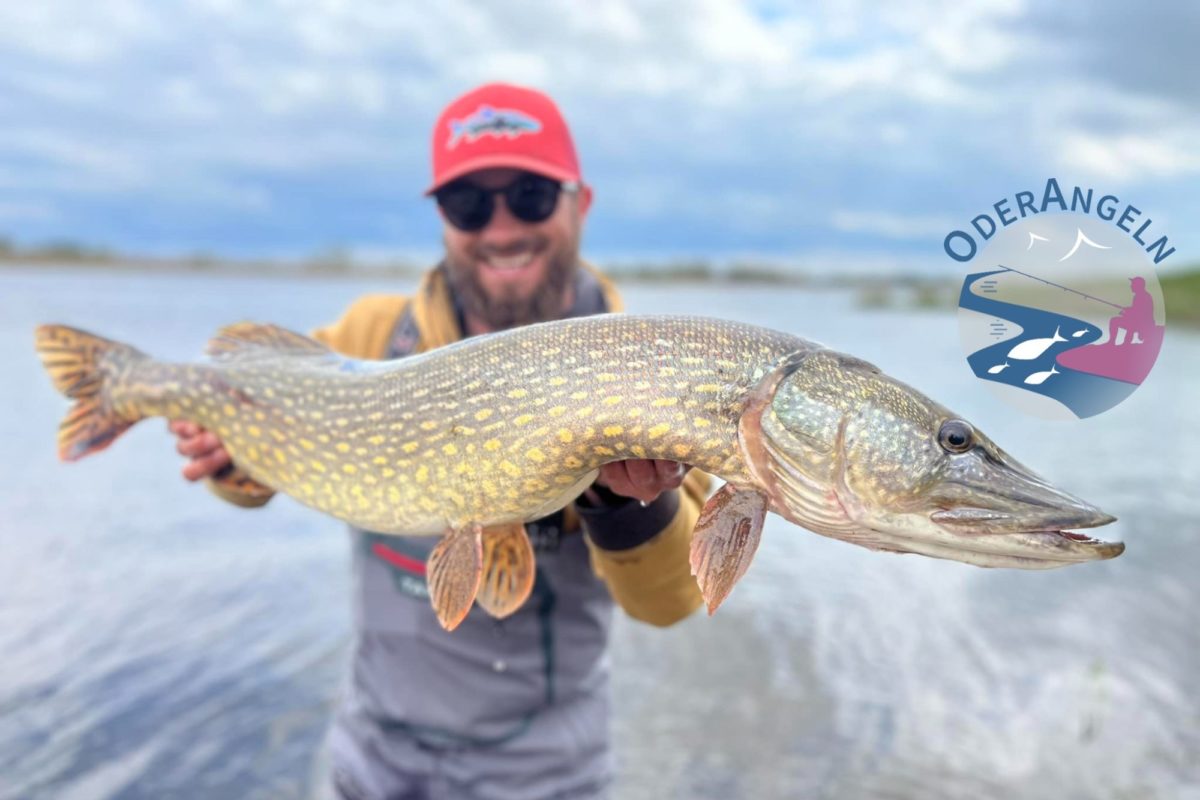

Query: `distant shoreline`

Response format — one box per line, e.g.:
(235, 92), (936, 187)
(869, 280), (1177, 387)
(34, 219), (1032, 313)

(3, 252), (1198, 324)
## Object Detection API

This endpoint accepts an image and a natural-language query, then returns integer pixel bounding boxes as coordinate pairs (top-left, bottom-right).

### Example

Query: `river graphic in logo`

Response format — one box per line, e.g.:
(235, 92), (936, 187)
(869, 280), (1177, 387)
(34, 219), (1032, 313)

(952, 205), (1167, 420)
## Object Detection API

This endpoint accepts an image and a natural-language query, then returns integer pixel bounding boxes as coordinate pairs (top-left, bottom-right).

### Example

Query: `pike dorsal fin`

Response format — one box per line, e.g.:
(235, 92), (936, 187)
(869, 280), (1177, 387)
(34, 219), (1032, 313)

(207, 322), (333, 360)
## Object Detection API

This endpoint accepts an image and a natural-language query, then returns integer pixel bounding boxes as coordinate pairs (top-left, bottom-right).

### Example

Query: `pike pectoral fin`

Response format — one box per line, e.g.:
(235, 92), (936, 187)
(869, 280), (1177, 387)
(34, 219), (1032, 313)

(476, 522), (536, 619)
(427, 523), (484, 631)
(210, 463), (275, 503)
(689, 483), (769, 615)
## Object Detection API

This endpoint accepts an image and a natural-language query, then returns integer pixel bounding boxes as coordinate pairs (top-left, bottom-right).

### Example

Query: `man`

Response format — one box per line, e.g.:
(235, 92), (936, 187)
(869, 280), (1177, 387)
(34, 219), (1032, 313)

(170, 82), (709, 800)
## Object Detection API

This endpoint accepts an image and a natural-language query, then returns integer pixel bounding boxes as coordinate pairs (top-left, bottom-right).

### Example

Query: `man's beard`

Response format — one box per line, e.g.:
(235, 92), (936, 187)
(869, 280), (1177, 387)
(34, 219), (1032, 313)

(443, 237), (579, 331)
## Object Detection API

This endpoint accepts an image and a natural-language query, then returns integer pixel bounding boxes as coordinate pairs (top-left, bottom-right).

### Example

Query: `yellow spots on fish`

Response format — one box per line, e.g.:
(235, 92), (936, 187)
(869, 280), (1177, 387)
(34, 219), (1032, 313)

(596, 372), (618, 382)
(693, 417), (711, 428)
(694, 383), (721, 393)
(525, 447), (545, 463)
(451, 425), (476, 437)
(246, 445), (260, 462)
(222, 403), (237, 417)
(420, 420), (438, 431)
(554, 474), (577, 485)
(415, 465), (429, 484)
(166, 402), (182, 417)
(557, 428), (574, 444)
(514, 414), (534, 426)
(418, 496), (437, 513)
(576, 406), (594, 418)
(442, 488), (465, 509)
(272, 448), (287, 464)
(387, 486), (402, 504)
(631, 444), (647, 458)
(548, 376), (567, 387)
(523, 478), (549, 493)
(178, 396), (194, 409)
(594, 445), (615, 457)
(475, 408), (494, 422)
(442, 443), (458, 456)
(298, 438), (315, 451)
(603, 425), (624, 437)
(672, 443), (692, 458)
(367, 434), (386, 446)
(481, 479), (499, 498)
(402, 441), (420, 454)
(564, 455), (584, 469)
(602, 395), (622, 406)
(317, 433), (331, 444)
(484, 439), (501, 452)
(507, 388), (528, 399)
(310, 460), (326, 473)
(500, 460), (520, 477)
(336, 442), (351, 454)
(381, 467), (396, 478)
(341, 463), (357, 475)
(648, 424), (670, 439)
(652, 397), (678, 407)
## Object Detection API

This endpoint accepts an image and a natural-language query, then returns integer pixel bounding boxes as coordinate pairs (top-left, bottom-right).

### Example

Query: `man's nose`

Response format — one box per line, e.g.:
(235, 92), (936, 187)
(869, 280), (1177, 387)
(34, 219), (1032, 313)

(478, 195), (527, 243)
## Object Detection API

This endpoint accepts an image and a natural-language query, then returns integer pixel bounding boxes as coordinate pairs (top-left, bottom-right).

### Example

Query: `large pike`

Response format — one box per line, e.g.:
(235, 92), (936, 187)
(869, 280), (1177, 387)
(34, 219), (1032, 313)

(35, 315), (1122, 629)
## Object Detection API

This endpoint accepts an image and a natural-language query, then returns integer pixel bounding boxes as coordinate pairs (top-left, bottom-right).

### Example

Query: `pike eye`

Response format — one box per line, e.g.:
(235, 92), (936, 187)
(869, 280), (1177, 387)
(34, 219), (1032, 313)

(938, 420), (975, 453)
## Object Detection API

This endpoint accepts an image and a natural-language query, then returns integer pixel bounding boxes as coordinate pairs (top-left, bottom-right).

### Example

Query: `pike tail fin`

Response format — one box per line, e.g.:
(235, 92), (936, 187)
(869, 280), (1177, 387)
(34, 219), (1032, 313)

(34, 325), (150, 461)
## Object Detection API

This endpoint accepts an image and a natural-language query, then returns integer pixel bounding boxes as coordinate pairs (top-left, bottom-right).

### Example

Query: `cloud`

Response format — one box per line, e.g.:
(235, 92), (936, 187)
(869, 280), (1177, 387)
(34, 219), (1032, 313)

(0, 0), (1196, 265)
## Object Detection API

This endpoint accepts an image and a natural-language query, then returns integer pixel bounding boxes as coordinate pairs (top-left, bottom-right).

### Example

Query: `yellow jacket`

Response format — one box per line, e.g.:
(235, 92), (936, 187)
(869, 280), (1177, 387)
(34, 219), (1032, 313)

(212, 265), (707, 626)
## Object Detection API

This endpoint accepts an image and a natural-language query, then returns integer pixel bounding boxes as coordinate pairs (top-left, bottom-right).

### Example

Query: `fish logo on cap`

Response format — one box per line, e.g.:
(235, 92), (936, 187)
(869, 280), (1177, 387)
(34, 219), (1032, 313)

(447, 105), (542, 150)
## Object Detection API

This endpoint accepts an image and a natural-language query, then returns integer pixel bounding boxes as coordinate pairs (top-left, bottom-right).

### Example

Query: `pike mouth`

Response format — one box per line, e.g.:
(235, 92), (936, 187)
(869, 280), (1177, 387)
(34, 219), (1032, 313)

(928, 506), (1123, 565)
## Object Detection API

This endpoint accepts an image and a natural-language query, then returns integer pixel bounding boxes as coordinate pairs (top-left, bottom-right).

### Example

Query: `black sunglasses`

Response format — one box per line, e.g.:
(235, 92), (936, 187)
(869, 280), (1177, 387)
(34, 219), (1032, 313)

(434, 173), (579, 232)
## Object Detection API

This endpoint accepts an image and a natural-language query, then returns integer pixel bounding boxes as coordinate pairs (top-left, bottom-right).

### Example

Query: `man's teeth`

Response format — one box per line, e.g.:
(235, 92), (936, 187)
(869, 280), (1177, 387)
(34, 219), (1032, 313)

(487, 252), (534, 271)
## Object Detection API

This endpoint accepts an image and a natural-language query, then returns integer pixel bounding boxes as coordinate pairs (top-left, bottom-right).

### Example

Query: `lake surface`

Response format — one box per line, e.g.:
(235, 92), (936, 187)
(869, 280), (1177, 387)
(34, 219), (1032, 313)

(1, 267), (1196, 799)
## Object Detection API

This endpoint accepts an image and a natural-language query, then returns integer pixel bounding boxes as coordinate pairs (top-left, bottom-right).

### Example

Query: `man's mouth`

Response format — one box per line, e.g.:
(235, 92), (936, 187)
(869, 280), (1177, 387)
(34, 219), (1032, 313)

(483, 251), (536, 272)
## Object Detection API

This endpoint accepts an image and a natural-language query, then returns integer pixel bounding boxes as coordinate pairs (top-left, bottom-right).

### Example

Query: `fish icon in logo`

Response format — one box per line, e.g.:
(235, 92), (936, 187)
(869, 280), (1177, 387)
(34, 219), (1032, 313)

(1006, 325), (1067, 360)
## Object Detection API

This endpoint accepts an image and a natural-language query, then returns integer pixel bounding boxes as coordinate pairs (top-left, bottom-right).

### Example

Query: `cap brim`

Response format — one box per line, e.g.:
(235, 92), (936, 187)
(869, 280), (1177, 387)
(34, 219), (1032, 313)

(424, 154), (580, 195)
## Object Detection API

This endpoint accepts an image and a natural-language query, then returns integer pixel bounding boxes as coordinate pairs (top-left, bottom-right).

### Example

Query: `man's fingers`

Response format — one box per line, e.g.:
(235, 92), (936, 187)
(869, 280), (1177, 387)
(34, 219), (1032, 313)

(653, 459), (686, 487)
(176, 431), (223, 457)
(181, 448), (231, 481)
(169, 419), (200, 437)
(623, 459), (658, 490)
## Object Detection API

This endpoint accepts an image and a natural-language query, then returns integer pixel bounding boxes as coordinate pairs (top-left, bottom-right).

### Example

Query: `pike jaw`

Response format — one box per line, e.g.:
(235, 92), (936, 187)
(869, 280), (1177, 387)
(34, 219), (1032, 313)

(756, 351), (1123, 569)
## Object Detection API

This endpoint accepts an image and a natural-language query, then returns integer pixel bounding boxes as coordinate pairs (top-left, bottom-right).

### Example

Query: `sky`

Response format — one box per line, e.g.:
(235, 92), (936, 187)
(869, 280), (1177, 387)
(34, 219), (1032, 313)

(1, 0), (1198, 274)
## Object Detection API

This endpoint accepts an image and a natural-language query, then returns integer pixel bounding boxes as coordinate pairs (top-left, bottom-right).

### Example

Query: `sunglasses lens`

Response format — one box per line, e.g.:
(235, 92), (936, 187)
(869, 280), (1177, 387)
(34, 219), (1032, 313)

(435, 173), (565, 231)
(436, 183), (493, 231)
(505, 175), (561, 223)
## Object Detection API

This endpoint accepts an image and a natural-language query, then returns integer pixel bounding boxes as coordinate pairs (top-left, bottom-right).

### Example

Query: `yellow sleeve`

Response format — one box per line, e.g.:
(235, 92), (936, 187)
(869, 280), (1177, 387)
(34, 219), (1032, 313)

(585, 469), (711, 627)
(205, 294), (410, 507)
(311, 294), (410, 359)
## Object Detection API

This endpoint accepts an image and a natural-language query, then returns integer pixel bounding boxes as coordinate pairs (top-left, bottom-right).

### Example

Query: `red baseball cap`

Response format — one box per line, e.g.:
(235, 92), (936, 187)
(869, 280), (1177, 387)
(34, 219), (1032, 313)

(425, 82), (582, 195)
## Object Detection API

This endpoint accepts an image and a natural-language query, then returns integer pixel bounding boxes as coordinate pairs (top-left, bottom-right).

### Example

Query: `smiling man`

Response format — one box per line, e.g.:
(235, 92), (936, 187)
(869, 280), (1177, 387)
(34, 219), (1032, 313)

(170, 83), (709, 800)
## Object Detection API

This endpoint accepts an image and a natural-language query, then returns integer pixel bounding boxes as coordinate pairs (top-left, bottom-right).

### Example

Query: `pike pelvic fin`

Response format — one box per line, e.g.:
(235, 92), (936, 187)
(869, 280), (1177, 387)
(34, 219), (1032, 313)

(427, 523), (485, 631)
(34, 325), (149, 461)
(476, 522), (536, 619)
(207, 322), (333, 361)
(689, 483), (768, 615)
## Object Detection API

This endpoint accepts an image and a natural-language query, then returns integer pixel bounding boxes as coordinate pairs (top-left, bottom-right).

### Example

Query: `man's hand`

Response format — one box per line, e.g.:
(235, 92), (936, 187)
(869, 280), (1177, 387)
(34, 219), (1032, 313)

(168, 420), (231, 481)
(591, 460), (689, 506)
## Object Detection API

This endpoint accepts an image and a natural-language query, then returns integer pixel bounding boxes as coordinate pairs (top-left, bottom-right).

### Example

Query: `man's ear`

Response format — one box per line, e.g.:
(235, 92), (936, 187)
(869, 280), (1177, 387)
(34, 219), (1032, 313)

(576, 184), (594, 218)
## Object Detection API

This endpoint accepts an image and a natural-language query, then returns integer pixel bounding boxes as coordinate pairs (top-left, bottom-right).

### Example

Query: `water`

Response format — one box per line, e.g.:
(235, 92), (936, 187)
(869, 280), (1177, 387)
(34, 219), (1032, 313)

(1, 267), (1197, 799)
